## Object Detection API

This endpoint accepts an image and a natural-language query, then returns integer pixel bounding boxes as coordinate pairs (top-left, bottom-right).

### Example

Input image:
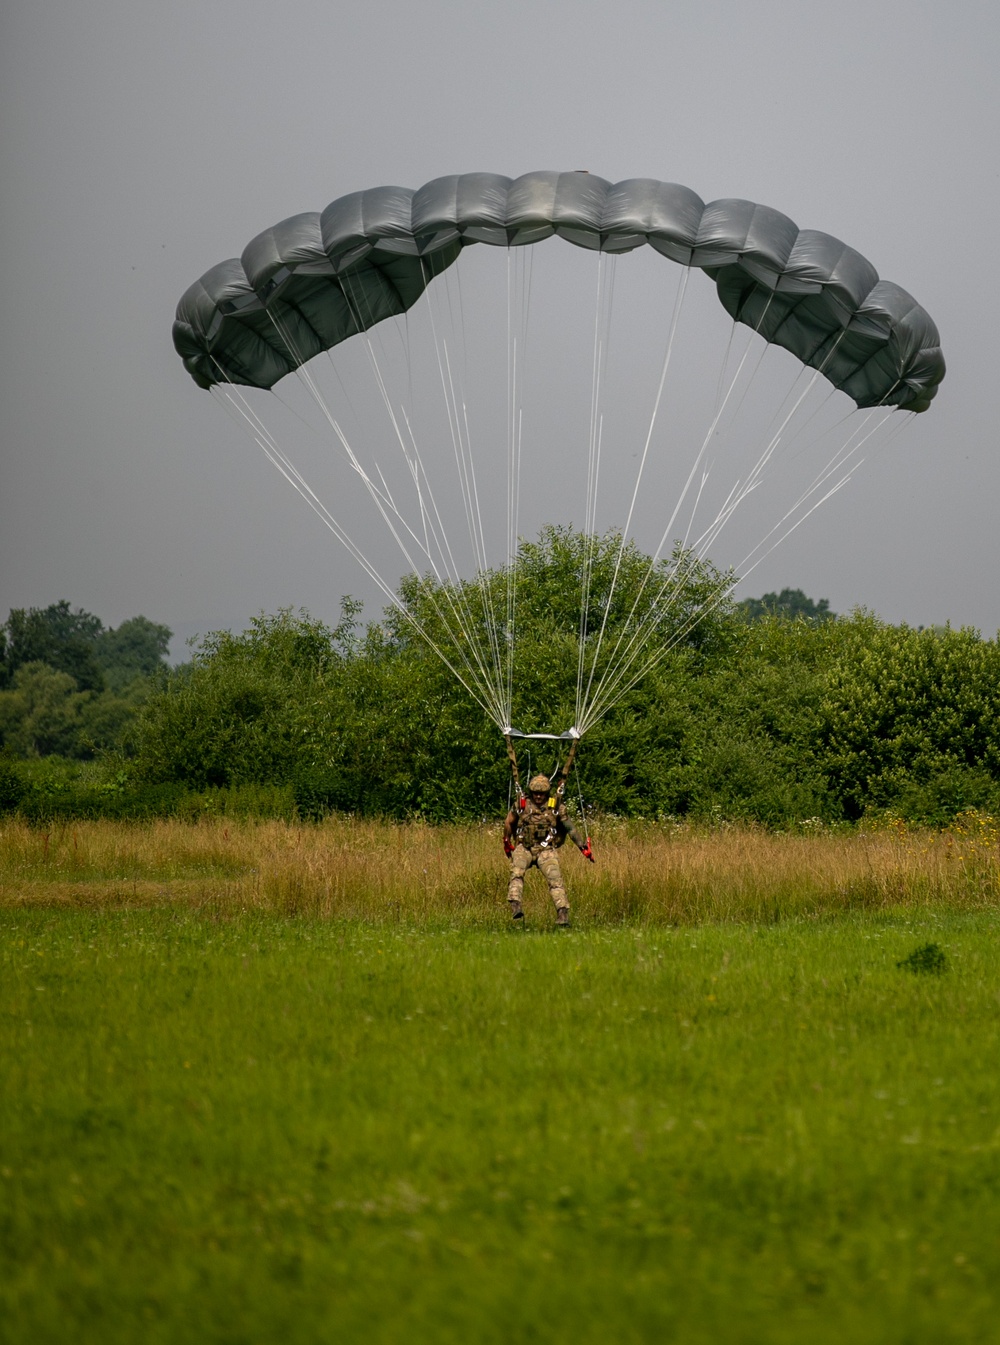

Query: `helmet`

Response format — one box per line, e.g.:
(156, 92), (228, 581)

(529, 774), (551, 793)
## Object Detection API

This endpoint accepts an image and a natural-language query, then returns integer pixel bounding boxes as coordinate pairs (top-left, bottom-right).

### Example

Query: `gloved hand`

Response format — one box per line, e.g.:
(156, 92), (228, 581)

(503, 837), (515, 857)
(581, 838), (594, 863)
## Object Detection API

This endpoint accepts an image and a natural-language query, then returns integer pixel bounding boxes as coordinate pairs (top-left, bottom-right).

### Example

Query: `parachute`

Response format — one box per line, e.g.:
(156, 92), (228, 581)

(173, 172), (944, 740)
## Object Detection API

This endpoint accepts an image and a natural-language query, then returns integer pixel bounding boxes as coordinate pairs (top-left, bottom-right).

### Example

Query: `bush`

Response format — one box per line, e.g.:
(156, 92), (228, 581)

(0, 754), (26, 813)
(818, 618), (1000, 820)
(118, 560), (1000, 827)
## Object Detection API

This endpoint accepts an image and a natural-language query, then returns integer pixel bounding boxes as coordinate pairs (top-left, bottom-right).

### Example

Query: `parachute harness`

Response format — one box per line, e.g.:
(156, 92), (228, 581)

(505, 731), (591, 857)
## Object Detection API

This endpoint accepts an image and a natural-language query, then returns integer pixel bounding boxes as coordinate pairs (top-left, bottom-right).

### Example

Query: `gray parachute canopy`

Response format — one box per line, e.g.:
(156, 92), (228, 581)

(173, 172), (944, 412)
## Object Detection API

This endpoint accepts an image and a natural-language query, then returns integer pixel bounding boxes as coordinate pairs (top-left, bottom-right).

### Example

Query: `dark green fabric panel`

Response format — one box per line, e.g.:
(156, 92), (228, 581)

(173, 173), (944, 410)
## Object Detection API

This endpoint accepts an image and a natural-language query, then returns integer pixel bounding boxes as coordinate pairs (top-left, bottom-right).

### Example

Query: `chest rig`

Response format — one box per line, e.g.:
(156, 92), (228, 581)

(515, 798), (563, 851)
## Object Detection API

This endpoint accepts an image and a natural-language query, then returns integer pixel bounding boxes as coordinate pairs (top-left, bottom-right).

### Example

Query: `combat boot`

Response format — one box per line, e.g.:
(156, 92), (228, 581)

(556, 906), (570, 928)
(509, 899), (524, 921)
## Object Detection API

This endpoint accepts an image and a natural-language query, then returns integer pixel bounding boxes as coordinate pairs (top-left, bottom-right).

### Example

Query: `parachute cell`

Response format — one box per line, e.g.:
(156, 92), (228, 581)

(173, 172), (944, 411)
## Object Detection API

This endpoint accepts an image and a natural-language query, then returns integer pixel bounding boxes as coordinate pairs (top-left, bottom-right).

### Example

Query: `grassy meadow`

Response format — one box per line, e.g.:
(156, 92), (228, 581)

(2, 817), (1000, 1343)
(2, 811), (999, 922)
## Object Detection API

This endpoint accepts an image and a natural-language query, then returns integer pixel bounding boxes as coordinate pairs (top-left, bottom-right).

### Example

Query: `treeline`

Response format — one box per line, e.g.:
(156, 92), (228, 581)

(0, 603), (171, 759)
(3, 535), (1000, 826)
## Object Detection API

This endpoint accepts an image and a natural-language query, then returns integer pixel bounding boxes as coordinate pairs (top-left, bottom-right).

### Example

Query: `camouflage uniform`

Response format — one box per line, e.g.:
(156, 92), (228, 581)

(505, 795), (584, 916)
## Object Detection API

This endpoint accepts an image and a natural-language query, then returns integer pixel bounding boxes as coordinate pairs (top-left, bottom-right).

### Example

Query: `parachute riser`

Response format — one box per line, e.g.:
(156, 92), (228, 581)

(552, 734), (579, 804)
(504, 727), (580, 806)
(504, 734), (524, 806)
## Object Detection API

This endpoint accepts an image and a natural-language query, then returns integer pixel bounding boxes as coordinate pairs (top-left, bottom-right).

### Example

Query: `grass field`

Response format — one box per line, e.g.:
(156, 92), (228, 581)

(2, 818), (999, 1343)
(2, 812), (998, 922)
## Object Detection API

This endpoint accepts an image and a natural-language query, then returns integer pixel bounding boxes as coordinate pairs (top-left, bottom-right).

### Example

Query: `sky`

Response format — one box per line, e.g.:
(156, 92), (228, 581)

(2, 0), (997, 663)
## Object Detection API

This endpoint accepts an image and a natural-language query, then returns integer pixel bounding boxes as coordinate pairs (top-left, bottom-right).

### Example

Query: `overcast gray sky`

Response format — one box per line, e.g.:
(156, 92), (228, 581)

(2, 0), (997, 661)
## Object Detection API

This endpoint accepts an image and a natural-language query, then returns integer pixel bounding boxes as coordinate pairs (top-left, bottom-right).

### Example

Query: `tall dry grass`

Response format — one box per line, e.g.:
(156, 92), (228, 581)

(0, 813), (997, 923)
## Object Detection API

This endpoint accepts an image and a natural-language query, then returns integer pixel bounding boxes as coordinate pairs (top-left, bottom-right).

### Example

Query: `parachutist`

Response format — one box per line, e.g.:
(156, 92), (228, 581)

(503, 773), (590, 927)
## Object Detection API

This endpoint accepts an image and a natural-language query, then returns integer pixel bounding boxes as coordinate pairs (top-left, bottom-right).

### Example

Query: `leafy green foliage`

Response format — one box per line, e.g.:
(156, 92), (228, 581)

(0, 604), (173, 760)
(0, 663), (90, 757)
(1, 602), (106, 692)
(0, 752), (26, 813)
(133, 611), (337, 789)
(8, 545), (1000, 826)
(390, 526), (734, 736)
(131, 532), (735, 820)
(93, 616), (172, 691)
(124, 540), (1000, 825)
(898, 942), (948, 974)
(738, 587), (835, 623)
(818, 617), (1000, 821)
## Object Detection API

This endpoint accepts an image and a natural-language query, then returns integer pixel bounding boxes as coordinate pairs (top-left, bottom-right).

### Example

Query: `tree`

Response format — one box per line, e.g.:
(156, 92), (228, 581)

(1, 603), (105, 692)
(816, 617), (1000, 820)
(0, 604), (174, 757)
(127, 541), (1000, 825)
(388, 526), (735, 736)
(132, 534), (739, 818)
(133, 608), (355, 789)
(738, 589), (834, 623)
(0, 662), (90, 757)
(94, 616), (172, 690)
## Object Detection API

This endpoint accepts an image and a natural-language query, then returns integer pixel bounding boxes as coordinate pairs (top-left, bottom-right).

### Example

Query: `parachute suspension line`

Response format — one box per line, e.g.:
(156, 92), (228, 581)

(512, 247), (534, 724)
(269, 306), (471, 632)
(604, 290), (849, 695)
(726, 340), (834, 487)
(735, 399), (904, 582)
(388, 291), (498, 670)
(504, 246), (534, 731)
(265, 302), (507, 727)
(716, 322), (776, 433)
(669, 294), (780, 555)
(397, 309), (430, 562)
(582, 424), (893, 724)
(714, 317), (740, 415)
(444, 262), (495, 589)
(654, 402), (907, 666)
(421, 267), (485, 570)
(391, 383), (502, 697)
(207, 375), (502, 723)
(442, 262), (501, 679)
(577, 292), (776, 734)
(267, 308), (417, 534)
(683, 326), (857, 568)
(419, 258), (509, 721)
(783, 392), (856, 465)
(579, 290), (857, 731)
(575, 251), (616, 731)
(874, 403), (915, 452)
(579, 263), (690, 720)
(444, 318), (507, 688)
(685, 367), (830, 564)
(572, 752), (587, 838)
(333, 267), (508, 726)
(395, 302), (490, 629)
(580, 388), (909, 730)
(580, 401), (796, 730)
(506, 250), (518, 730)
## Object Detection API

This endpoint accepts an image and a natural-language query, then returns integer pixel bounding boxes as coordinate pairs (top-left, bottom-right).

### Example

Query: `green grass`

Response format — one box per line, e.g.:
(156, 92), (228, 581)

(3, 908), (1000, 1343)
